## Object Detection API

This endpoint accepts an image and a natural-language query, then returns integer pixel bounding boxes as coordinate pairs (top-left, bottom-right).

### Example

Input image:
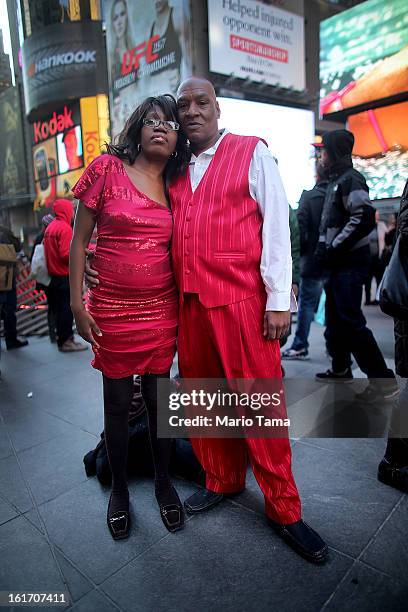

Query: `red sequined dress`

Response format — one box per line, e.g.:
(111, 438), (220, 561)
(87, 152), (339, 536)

(72, 154), (178, 378)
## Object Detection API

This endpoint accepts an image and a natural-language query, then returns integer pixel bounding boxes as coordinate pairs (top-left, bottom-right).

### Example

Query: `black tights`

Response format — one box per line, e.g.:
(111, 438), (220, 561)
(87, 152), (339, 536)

(103, 372), (175, 514)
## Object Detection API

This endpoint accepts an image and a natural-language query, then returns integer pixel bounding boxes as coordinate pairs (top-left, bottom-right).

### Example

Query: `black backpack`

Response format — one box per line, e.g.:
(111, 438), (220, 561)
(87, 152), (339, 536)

(83, 380), (205, 486)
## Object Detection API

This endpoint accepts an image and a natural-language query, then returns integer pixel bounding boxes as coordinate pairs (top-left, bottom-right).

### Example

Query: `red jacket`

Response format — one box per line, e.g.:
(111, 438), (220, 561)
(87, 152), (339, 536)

(43, 199), (74, 276)
(169, 133), (264, 307)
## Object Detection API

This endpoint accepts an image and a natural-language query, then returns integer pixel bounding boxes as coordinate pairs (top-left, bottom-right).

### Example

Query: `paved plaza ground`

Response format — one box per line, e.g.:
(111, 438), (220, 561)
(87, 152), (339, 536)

(0, 307), (407, 611)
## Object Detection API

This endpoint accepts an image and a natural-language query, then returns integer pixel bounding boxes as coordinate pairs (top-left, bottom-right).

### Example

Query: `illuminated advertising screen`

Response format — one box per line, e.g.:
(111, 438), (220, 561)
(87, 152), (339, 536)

(22, 20), (108, 119)
(56, 126), (84, 174)
(32, 101), (83, 209)
(105, 0), (192, 138)
(320, 0), (408, 116)
(348, 100), (408, 200)
(208, 0), (305, 91)
(32, 96), (110, 210)
(218, 97), (315, 207)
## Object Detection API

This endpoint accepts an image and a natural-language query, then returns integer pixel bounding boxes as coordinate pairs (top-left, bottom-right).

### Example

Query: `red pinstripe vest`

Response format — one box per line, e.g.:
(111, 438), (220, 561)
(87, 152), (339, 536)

(169, 133), (264, 308)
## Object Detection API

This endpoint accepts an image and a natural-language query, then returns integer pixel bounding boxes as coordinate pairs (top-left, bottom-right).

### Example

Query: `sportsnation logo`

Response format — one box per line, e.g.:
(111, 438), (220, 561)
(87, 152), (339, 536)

(27, 50), (96, 77)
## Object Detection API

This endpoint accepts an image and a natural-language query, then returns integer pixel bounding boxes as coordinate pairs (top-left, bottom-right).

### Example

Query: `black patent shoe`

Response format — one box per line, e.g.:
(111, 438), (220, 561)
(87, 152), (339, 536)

(269, 518), (328, 564)
(157, 485), (184, 532)
(107, 493), (130, 540)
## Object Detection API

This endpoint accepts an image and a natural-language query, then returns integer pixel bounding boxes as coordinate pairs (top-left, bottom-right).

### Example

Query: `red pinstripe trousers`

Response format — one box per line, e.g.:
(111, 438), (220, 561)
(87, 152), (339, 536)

(178, 293), (301, 524)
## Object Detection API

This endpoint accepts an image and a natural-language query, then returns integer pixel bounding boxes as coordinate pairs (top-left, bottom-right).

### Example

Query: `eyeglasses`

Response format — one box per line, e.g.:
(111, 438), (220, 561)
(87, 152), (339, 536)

(143, 118), (179, 131)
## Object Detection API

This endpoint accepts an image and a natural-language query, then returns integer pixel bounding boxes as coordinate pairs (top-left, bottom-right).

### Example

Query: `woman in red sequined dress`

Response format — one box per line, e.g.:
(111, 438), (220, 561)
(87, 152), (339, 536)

(69, 95), (189, 539)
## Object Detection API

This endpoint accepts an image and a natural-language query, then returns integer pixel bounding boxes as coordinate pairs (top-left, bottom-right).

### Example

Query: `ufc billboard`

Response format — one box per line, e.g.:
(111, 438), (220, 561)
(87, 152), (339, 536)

(22, 21), (108, 119)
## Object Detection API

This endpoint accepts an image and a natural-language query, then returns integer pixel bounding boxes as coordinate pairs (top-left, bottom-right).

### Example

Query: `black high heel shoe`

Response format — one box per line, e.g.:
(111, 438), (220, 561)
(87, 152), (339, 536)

(155, 484), (184, 532)
(107, 492), (130, 540)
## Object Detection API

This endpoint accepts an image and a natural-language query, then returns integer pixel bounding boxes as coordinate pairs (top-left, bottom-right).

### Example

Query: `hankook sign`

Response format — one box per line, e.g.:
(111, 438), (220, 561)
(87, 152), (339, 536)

(22, 21), (108, 119)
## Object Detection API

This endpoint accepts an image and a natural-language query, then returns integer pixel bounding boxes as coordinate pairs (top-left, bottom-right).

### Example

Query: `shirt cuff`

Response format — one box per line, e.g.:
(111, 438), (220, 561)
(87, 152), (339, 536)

(266, 289), (298, 312)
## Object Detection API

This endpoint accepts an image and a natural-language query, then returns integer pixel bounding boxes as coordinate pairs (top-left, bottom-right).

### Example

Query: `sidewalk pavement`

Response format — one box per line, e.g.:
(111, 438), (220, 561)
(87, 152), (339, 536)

(0, 307), (406, 612)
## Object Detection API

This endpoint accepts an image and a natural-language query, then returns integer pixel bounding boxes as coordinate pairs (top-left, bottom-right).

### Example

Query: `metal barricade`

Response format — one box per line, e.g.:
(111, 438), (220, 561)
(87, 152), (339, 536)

(0, 258), (49, 337)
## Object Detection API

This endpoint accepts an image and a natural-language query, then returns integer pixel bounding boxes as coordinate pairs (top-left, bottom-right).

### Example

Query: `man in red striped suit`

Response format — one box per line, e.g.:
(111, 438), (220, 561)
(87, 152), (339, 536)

(171, 77), (327, 563)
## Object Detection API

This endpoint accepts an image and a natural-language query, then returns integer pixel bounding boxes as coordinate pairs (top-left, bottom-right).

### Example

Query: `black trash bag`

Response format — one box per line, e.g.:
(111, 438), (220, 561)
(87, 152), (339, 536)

(83, 378), (205, 486)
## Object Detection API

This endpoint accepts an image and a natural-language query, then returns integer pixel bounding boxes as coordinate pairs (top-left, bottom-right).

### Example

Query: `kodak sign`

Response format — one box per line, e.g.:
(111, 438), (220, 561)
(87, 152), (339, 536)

(33, 106), (74, 144)
(80, 97), (100, 168)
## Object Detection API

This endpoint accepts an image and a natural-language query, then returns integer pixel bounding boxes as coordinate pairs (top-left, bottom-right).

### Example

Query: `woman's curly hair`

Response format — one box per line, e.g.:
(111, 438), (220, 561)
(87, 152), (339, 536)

(106, 94), (190, 180)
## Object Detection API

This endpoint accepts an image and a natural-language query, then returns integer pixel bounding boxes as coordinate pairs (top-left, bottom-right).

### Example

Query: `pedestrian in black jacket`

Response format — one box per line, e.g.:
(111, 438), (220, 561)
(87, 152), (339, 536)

(314, 130), (397, 403)
(378, 179), (408, 493)
(282, 163), (328, 360)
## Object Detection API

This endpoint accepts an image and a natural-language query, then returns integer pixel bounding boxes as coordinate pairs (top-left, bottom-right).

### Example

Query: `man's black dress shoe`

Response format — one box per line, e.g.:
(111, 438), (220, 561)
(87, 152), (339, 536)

(184, 489), (224, 514)
(378, 458), (408, 493)
(6, 338), (28, 350)
(157, 486), (185, 532)
(107, 493), (130, 540)
(269, 519), (328, 564)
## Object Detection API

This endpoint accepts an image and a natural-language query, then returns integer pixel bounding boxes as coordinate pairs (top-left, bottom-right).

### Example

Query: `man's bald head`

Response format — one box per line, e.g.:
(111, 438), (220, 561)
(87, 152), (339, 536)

(177, 77), (217, 101)
(176, 76), (221, 155)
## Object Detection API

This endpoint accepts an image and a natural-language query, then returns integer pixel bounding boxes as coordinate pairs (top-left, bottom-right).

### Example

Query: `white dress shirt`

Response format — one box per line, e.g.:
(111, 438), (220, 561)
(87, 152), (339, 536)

(189, 130), (294, 311)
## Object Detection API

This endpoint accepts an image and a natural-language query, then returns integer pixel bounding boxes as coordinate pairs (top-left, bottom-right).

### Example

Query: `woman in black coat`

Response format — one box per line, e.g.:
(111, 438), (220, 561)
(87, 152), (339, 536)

(378, 179), (408, 492)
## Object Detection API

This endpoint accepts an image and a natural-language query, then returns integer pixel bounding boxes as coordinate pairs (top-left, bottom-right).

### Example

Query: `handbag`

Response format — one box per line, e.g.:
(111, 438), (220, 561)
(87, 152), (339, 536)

(379, 236), (408, 320)
(0, 243), (17, 291)
(29, 243), (51, 286)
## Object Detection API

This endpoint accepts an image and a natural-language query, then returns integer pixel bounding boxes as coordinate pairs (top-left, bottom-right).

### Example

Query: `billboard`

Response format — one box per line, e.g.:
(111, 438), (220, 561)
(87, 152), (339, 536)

(208, 0), (305, 91)
(105, 0), (192, 139)
(22, 20), (108, 119)
(56, 127), (84, 174)
(218, 97), (314, 207)
(320, 0), (408, 116)
(348, 101), (408, 201)
(0, 87), (28, 204)
(32, 96), (109, 210)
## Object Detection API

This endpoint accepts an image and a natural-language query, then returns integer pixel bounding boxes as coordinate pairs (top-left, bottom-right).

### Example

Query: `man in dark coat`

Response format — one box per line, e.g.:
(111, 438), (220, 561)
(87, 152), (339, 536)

(378, 179), (408, 493)
(282, 163), (328, 360)
(314, 129), (397, 403)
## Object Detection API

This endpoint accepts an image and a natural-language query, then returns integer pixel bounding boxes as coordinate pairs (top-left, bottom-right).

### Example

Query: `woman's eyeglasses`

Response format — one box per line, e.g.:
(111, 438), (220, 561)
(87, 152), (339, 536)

(143, 118), (180, 131)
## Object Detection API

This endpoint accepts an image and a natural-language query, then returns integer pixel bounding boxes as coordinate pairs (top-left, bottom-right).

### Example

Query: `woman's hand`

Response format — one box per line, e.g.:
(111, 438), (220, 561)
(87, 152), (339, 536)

(72, 307), (102, 348)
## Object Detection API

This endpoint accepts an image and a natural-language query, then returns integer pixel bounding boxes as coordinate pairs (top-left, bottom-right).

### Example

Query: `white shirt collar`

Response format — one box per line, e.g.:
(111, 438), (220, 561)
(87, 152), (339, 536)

(190, 129), (229, 163)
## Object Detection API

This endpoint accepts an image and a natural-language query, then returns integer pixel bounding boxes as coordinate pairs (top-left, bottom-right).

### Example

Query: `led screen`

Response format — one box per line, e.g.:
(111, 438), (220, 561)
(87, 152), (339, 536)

(31, 102), (85, 209)
(56, 125), (83, 174)
(218, 97), (315, 207)
(320, 0), (408, 116)
(348, 100), (408, 200)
